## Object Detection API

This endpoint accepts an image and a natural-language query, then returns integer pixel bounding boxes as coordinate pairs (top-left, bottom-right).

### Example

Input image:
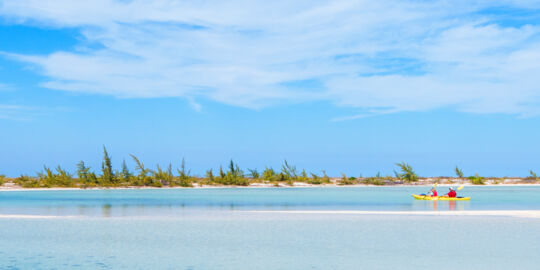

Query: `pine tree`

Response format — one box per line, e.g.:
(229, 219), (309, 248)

(101, 146), (114, 185)
(77, 161), (90, 184)
(121, 159), (132, 183)
(455, 166), (464, 178)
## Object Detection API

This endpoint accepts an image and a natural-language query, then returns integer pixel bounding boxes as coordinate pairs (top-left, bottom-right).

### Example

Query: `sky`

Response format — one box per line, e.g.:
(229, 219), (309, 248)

(0, 0), (539, 177)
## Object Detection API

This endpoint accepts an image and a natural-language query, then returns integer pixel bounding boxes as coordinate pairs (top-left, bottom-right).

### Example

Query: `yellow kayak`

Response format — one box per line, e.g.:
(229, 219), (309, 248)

(412, 194), (470, 201)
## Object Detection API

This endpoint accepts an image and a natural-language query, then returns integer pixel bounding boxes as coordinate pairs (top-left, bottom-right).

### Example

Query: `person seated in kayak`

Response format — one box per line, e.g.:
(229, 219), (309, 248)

(446, 187), (457, 198)
(427, 187), (438, 197)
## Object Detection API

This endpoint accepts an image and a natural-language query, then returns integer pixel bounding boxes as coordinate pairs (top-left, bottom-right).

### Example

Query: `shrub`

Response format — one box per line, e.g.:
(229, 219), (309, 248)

(298, 169), (309, 182)
(468, 174), (485, 185)
(362, 177), (386, 186)
(205, 169), (215, 184)
(55, 166), (74, 187)
(153, 164), (174, 186)
(338, 174), (358, 185)
(321, 170), (331, 184)
(213, 160), (249, 186)
(15, 175), (40, 188)
(307, 173), (322, 184)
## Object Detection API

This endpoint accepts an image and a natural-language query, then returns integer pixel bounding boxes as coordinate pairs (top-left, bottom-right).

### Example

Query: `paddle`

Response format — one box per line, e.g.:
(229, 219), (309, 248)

(452, 185), (465, 198)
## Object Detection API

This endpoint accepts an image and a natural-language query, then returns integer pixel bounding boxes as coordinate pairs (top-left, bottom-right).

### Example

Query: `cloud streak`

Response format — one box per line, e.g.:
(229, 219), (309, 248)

(0, 104), (34, 120)
(1, 0), (540, 116)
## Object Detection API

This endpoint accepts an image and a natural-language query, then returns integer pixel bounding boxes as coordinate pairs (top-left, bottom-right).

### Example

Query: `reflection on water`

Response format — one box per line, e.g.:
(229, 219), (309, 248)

(412, 200), (468, 211)
(54, 199), (474, 217)
(449, 200), (456, 211)
(0, 186), (539, 217)
(102, 204), (111, 217)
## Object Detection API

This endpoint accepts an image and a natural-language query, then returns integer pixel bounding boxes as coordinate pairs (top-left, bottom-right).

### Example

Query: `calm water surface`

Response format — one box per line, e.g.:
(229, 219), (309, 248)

(1, 186), (539, 269)
(0, 186), (539, 216)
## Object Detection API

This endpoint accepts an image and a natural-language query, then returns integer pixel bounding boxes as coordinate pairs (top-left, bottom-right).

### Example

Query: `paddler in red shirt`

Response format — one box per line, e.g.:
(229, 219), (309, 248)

(447, 187), (457, 198)
(428, 187), (438, 197)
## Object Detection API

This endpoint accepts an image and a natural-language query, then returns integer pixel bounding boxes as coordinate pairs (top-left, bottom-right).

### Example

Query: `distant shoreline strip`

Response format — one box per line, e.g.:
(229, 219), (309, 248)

(244, 210), (540, 218)
(0, 215), (77, 219)
(2, 210), (540, 219)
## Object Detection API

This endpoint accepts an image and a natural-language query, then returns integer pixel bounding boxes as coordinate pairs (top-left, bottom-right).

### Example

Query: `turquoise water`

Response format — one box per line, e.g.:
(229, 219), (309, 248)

(1, 186), (540, 216)
(1, 187), (539, 269)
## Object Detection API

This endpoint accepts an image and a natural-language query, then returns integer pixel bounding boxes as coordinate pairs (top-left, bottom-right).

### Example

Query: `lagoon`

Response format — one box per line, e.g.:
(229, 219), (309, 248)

(1, 186), (539, 269)
(1, 186), (540, 216)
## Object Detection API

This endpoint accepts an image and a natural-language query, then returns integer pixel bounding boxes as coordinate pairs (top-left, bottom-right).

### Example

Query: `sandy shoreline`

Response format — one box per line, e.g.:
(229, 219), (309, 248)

(2, 210), (540, 219)
(0, 215), (77, 219)
(245, 210), (540, 218)
(1, 183), (540, 192)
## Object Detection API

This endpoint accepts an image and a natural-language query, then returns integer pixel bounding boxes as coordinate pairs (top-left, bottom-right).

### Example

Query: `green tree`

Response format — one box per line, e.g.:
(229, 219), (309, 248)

(120, 159), (132, 184)
(225, 159), (248, 185)
(152, 164), (170, 187)
(77, 161), (91, 186)
(41, 165), (56, 187)
(101, 146), (115, 185)
(281, 160), (298, 181)
(130, 154), (150, 186)
(321, 170), (331, 184)
(219, 165), (226, 179)
(175, 158), (192, 187)
(308, 172), (322, 184)
(205, 169), (215, 183)
(455, 166), (464, 178)
(298, 169), (309, 182)
(56, 166), (73, 186)
(262, 167), (276, 181)
(528, 170), (537, 180)
(248, 168), (260, 179)
(395, 162), (418, 182)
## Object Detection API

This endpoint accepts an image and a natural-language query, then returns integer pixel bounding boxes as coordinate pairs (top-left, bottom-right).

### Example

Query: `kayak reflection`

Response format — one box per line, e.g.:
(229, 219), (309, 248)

(412, 199), (468, 211)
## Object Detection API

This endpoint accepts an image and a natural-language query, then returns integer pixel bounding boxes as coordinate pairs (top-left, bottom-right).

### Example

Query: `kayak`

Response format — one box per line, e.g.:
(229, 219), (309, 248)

(412, 194), (470, 201)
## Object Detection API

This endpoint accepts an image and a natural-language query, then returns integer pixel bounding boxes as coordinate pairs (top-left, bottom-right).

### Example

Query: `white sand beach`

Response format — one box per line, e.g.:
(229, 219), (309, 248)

(246, 210), (540, 218)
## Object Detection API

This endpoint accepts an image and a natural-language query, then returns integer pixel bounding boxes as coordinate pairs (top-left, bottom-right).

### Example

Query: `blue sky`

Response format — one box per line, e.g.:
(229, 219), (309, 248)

(1, 0), (539, 177)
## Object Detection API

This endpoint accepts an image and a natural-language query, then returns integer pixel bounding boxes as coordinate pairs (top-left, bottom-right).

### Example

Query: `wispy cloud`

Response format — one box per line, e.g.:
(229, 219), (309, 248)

(0, 104), (34, 120)
(1, 0), (540, 116)
(0, 83), (12, 92)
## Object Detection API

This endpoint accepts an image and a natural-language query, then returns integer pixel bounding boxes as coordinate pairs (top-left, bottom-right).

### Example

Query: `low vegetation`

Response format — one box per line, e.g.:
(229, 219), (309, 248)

(468, 173), (485, 185)
(527, 170), (537, 181)
(0, 147), (537, 188)
(337, 174), (359, 185)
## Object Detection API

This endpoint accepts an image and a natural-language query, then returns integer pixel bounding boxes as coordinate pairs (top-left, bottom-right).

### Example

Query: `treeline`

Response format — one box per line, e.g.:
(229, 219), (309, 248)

(3, 147), (539, 188)
(10, 147), (338, 188)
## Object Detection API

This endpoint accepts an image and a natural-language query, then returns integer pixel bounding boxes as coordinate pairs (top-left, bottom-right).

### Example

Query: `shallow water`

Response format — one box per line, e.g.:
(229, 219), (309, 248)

(1, 187), (539, 269)
(0, 186), (539, 216)
(1, 213), (539, 270)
